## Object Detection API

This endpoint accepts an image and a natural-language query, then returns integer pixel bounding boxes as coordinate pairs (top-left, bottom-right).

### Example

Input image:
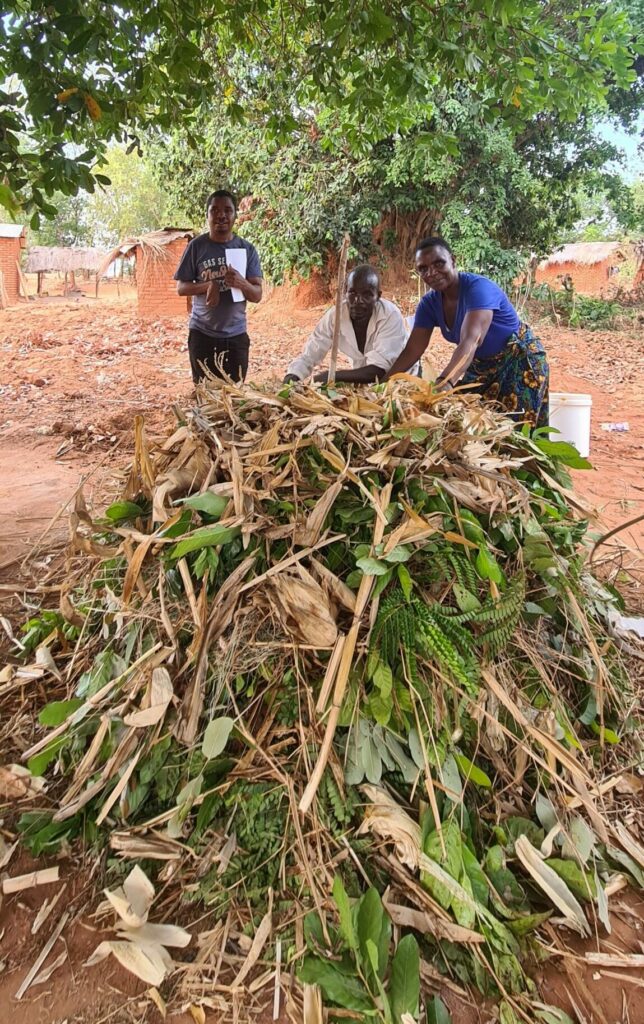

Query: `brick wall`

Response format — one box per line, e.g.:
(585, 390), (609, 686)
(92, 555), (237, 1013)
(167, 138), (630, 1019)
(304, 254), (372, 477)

(0, 235), (21, 305)
(534, 259), (614, 296)
(136, 238), (190, 316)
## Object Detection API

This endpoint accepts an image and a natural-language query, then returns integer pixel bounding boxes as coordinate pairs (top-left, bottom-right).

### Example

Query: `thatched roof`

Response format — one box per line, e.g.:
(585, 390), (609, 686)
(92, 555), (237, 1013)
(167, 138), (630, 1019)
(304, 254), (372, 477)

(98, 227), (195, 277)
(539, 241), (626, 268)
(24, 246), (108, 274)
(0, 223), (26, 239)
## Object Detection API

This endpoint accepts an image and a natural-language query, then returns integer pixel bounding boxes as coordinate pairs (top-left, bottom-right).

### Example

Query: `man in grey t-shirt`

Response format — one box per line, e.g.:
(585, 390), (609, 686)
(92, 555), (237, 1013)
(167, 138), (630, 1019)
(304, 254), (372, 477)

(174, 190), (263, 382)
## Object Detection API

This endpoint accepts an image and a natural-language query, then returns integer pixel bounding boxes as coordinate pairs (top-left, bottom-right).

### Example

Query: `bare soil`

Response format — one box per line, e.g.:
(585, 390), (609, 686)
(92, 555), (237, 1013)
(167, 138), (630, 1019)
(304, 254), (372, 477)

(0, 289), (642, 1022)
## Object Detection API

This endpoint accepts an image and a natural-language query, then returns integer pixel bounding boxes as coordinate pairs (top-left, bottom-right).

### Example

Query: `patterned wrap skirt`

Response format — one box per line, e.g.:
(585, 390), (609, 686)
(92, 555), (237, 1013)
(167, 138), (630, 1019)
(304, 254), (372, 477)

(461, 323), (549, 428)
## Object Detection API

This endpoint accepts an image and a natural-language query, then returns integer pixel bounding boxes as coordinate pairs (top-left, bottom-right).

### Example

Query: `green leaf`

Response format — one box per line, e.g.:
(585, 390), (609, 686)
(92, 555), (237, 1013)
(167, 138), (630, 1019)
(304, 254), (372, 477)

(475, 545), (503, 583)
(104, 500), (144, 523)
(38, 698), (83, 727)
(201, 716), (234, 759)
(389, 934), (420, 1023)
(454, 752), (492, 788)
(507, 910), (552, 937)
(356, 887), (388, 979)
(298, 955), (372, 1011)
(28, 736), (66, 776)
(356, 556), (390, 576)
(397, 564), (413, 600)
(170, 524), (240, 559)
(545, 858), (597, 901)
(383, 545), (412, 564)
(373, 661), (393, 697)
(589, 721), (620, 744)
(427, 995), (452, 1024)
(180, 492), (229, 517)
(535, 439), (592, 470)
(535, 1007), (575, 1024)
(453, 583), (481, 612)
(332, 875), (358, 950)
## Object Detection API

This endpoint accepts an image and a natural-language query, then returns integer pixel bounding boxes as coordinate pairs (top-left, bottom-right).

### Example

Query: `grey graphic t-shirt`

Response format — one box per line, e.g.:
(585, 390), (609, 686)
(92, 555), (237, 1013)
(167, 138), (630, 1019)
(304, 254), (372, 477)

(174, 233), (262, 338)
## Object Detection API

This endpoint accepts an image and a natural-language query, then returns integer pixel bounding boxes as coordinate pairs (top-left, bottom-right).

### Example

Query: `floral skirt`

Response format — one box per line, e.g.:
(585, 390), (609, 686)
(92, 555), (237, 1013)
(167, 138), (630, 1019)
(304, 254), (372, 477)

(461, 323), (549, 429)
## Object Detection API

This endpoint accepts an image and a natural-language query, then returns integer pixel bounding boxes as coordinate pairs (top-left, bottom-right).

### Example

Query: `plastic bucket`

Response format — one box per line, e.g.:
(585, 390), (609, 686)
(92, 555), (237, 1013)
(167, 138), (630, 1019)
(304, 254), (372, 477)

(549, 392), (592, 458)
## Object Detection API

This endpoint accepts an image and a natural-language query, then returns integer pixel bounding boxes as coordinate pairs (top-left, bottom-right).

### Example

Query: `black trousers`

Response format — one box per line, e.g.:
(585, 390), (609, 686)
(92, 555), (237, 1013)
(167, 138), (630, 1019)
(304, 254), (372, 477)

(188, 328), (250, 383)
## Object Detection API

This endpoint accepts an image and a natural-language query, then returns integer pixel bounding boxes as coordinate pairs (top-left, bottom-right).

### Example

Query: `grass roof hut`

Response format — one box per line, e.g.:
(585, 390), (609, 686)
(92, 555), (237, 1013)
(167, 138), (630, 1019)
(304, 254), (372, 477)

(24, 245), (108, 296)
(535, 241), (629, 295)
(99, 228), (195, 316)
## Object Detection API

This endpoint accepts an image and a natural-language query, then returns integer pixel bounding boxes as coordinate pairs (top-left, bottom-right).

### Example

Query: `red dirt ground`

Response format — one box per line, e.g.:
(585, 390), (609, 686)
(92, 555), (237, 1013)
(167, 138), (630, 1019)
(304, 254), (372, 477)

(0, 288), (642, 1022)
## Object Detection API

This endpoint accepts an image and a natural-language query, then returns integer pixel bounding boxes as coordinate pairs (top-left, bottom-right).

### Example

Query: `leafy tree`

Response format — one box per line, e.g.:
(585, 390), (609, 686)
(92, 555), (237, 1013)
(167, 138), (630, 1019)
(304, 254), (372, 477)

(31, 191), (92, 247)
(0, 0), (639, 224)
(88, 146), (184, 246)
(152, 90), (641, 285)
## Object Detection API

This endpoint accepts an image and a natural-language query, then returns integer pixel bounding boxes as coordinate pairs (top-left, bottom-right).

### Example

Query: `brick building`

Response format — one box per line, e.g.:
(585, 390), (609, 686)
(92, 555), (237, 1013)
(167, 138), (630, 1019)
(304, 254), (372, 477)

(0, 223), (27, 306)
(534, 241), (629, 296)
(101, 228), (194, 316)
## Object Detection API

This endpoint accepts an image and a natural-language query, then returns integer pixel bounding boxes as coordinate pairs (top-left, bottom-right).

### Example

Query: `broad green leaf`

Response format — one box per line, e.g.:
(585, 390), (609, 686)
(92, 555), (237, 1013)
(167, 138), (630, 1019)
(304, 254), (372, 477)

(453, 583), (481, 612)
(169, 524), (240, 559)
(427, 995), (452, 1024)
(383, 545), (412, 564)
(439, 752), (462, 801)
(454, 752), (492, 788)
(534, 438), (592, 470)
(360, 737), (382, 784)
(475, 545), (503, 583)
(180, 492), (228, 517)
(499, 1000), (521, 1024)
(507, 910), (551, 937)
(461, 845), (489, 907)
(368, 692), (392, 726)
(201, 717), (234, 759)
(38, 698), (83, 727)
(332, 875), (358, 950)
(298, 955), (372, 1011)
(389, 934), (420, 1024)
(105, 500), (144, 522)
(356, 556), (390, 576)
(397, 563), (413, 600)
(28, 736), (65, 776)
(545, 858), (597, 901)
(373, 661), (393, 697)
(356, 888), (387, 979)
(534, 1007), (575, 1024)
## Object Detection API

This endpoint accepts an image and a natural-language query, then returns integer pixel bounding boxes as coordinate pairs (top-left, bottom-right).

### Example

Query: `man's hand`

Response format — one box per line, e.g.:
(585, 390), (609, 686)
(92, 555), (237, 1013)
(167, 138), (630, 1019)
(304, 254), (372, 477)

(224, 266), (246, 290)
(282, 373), (300, 384)
(205, 281), (220, 307)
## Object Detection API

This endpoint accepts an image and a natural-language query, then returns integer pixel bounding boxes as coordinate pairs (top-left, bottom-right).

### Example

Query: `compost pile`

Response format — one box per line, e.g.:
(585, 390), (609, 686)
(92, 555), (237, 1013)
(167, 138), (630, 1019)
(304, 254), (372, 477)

(5, 376), (644, 1023)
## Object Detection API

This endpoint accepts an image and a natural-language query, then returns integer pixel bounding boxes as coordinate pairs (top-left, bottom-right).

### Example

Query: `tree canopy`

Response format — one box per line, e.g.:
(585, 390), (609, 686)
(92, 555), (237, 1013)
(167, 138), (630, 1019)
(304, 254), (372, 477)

(0, 0), (640, 225)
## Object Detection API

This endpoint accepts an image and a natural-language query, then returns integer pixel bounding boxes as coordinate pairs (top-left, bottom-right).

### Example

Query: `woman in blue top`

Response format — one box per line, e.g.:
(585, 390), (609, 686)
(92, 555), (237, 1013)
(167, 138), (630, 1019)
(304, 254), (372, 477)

(387, 237), (549, 428)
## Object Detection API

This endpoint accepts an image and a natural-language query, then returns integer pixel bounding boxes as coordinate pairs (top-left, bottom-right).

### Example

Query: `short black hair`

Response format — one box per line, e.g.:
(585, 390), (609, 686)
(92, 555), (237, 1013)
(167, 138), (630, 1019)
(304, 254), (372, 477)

(348, 264), (381, 287)
(206, 189), (237, 213)
(416, 236), (453, 256)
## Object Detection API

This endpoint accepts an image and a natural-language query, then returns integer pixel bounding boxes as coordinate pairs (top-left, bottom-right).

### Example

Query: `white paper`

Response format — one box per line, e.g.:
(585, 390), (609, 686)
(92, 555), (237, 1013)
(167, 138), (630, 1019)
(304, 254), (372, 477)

(225, 248), (247, 302)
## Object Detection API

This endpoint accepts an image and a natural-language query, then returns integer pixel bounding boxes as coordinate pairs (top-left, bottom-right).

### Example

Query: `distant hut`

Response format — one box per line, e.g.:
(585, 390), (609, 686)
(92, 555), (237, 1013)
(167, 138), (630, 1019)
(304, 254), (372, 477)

(535, 241), (628, 296)
(0, 223), (27, 306)
(24, 246), (108, 296)
(100, 228), (194, 316)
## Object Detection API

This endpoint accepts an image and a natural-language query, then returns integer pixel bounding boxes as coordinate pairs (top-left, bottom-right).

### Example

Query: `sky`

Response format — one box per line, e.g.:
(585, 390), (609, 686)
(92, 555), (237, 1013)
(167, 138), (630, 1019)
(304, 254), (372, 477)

(597, 112), (644, 181)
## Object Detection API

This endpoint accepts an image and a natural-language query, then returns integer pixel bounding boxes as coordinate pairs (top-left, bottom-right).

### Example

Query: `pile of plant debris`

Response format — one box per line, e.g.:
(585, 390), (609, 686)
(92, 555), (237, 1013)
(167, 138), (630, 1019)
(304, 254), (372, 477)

(3, 375), (643, 1023)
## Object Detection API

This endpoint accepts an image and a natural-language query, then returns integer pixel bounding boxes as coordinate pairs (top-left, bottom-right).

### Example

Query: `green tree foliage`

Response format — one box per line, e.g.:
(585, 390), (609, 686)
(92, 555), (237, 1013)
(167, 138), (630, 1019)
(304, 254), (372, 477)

(152, 94), (639, 284)
(0, 0), (639, 225)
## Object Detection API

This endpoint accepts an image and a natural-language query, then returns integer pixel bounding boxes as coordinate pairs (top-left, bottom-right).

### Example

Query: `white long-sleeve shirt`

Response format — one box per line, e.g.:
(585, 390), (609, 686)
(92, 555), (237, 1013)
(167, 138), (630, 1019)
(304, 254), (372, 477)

(287, 298), (409, 380)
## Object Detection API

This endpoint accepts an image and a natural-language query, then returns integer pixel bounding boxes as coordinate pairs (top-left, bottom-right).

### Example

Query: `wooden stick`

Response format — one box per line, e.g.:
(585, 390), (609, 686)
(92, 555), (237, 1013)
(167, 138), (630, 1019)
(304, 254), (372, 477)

(16, 259), (31, 299)
(2, 867), (59, 894)
(15, 911), (69, 999)
(327, 233), (350, 385)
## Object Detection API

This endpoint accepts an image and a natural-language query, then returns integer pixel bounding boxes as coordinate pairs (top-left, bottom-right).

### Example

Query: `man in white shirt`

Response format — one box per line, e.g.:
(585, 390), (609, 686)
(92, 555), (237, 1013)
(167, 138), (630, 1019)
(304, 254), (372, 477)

(284, 265), (410, 384)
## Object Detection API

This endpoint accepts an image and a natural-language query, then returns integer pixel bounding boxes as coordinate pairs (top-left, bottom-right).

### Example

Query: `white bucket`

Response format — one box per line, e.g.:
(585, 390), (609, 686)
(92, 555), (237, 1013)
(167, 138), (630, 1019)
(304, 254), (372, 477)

(549, 392), (592, 457)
